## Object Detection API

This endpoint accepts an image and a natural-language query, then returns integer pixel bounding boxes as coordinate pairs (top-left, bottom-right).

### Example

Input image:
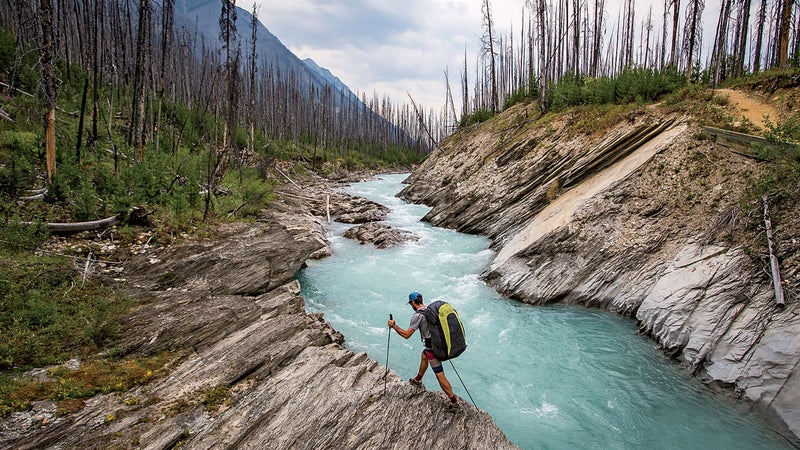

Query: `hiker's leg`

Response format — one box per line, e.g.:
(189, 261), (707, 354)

(416, 350), (429, 378)
(434, 371), (455, 398)
(427, 353), (456, 400)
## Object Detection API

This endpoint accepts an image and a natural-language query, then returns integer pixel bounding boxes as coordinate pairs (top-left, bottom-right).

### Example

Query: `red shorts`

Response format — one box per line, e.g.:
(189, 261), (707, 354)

(423, 349), (443, 373)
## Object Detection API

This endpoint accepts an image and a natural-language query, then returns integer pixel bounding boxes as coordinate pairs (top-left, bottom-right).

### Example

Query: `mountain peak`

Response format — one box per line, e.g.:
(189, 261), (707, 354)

(303, 58), (352, 95)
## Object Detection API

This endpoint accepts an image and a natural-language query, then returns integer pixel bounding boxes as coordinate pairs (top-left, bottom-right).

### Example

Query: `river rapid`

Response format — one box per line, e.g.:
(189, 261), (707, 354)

(297, 173), (792, 449)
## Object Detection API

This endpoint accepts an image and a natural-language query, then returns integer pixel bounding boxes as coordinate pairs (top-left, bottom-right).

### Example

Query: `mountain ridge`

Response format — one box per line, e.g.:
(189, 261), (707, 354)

(172, 0), (360, 105)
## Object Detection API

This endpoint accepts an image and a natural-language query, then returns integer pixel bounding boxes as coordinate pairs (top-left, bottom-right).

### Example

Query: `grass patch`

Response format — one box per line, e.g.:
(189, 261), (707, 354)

(0, 249), (132, 370)
(0, 228), (164, 417)
(202, 384), (232, 413)
(0, 353), (173, 417)
(563, 103), (641, 137)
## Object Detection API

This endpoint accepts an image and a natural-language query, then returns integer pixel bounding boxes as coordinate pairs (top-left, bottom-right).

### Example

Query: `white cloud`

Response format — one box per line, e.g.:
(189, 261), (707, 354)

(240, 0), (721, 111)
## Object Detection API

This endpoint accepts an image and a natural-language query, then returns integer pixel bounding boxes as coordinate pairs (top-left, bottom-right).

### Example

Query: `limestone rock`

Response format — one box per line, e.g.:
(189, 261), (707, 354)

(332, 195), (390, 224)
(399, 103), (800, 444)
(0, 183), (516, 450)
(343, 222), (420, 248)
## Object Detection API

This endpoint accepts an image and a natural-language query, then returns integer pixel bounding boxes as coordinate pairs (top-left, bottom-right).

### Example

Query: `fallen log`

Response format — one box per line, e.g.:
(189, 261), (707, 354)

(763, 195), (786, 308)
(19, 188), (47, 201)
(19, 193), (45, 201)
(23, 215), (122, 234)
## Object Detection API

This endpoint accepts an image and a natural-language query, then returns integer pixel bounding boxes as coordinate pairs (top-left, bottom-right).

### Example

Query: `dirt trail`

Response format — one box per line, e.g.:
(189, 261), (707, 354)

(716, 88), (779, 131)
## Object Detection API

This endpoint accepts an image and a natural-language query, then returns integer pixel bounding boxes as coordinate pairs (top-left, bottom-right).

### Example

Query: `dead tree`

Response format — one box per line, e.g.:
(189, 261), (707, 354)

(734, 0), (751, 78)
(461, 48), (470, 120)
(40, 0), (57, 183)
(683, 0), (704, 83)
(154, 0), (174, 153)
(407, 93), (440, 151)
(670, 0), (681, 67)
(248, 3), (258, 164)
(130, 0), (151, 162)
(444, 67), (458, 131)
(659, 0), (669, 69)
(591, 0), (605, 76)
(572, 0), (581, 78)
(643, 6), (653, 68)
(533, 0), (548, 111)
(753, 0), (767, 72)
(481, 0), (499, 113)
(776, 0), (794, 69)
(763, 195), (786, 308)
(621, 0), (634, 70)
(711, 0), (732, 87)
(218, 0), (238, 179)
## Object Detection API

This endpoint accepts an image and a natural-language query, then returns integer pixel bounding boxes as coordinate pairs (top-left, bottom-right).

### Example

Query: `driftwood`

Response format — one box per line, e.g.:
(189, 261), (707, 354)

(763, 195), (786, 308)
(273, 166), (302, 189)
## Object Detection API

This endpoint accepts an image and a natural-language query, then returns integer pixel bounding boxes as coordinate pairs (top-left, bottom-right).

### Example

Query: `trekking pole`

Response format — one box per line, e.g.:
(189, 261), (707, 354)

(384, 314), (392, 395)
(449, 360), (477, 408)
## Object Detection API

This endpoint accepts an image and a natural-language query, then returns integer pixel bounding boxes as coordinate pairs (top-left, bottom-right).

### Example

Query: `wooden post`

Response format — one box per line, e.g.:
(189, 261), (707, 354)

(326, 194), (331, 224)
(763, 195), (786, 307)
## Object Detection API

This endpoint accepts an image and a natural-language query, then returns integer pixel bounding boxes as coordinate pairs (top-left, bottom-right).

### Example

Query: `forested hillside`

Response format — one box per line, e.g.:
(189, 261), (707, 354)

(0, 0), (434, 411)
(0, 0), (433, 228)
(2, 0), (800, 442)
(456, 0), (800, 125)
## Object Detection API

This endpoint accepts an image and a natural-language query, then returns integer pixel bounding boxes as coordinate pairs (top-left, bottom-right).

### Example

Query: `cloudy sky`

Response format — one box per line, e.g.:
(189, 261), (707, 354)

(238, 0), (720, 111)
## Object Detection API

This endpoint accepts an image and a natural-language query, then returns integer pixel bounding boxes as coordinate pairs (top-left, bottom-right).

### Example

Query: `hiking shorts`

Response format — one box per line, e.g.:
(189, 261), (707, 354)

(423, 349), (443, 373)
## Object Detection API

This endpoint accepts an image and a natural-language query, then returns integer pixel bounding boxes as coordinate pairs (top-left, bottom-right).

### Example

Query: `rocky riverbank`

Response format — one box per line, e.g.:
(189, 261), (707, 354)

(399, 99), (800, 445)
(0, 175), (517, 449)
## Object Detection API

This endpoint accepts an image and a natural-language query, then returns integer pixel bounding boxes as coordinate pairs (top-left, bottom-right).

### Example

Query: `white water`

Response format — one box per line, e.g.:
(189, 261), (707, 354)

(297, 173), (792, 450)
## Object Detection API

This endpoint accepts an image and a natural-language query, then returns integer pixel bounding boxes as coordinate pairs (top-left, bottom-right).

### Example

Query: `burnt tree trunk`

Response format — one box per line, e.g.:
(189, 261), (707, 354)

(40, 0), (57, 183)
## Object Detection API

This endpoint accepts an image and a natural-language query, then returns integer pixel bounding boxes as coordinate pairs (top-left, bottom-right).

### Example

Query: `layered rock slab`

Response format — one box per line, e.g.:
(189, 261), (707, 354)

(399, 104), (800, 444)
(0, 184), (516, 449)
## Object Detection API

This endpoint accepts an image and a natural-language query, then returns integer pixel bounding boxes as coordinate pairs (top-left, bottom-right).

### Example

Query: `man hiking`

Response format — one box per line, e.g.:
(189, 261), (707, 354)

(387, 291), (460, 412)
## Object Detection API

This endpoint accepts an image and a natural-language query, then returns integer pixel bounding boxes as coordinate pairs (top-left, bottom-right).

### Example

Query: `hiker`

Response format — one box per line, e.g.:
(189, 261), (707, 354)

(387, 291), (460, 412)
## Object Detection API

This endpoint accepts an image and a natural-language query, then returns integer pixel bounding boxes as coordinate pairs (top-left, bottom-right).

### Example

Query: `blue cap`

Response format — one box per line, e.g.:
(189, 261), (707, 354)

(408, 291), (422, 303)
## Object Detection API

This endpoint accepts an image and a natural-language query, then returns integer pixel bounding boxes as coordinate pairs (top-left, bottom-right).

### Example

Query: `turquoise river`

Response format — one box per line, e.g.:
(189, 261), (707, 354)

(296, 173), (792, 449)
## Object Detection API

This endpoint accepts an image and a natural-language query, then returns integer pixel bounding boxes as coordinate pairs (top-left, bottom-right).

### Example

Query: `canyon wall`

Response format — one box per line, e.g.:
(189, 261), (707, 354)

(399, 103), (800, 444)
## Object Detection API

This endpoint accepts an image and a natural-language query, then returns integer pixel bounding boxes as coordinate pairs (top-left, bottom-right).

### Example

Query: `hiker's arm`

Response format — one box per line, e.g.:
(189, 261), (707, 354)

(387, 319), (415, 339)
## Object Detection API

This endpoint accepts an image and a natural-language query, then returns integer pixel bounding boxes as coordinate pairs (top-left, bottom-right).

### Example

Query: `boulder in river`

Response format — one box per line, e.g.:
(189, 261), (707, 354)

(343, 222), (420, 248)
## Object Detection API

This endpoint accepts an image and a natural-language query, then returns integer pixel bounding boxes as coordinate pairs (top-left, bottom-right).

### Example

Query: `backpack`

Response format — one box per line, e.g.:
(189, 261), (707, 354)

(420, 300), (467, 361)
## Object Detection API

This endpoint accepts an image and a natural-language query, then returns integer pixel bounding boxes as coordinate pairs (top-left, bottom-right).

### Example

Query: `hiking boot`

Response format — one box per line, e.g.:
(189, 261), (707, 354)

(408, 378), (424, 388)
(446, 402), (460, 413)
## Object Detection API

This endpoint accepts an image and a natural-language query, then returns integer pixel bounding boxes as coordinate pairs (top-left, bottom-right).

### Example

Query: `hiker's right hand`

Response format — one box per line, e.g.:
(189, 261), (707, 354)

(387, 319), (395, 328)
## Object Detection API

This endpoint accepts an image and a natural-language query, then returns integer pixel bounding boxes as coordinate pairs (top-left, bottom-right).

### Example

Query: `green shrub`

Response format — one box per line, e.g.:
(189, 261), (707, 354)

(549, 75), (586, 110)
(0, 131), (39, 201)
(203, 384), (231, 412)
(504, 82), (538, 109)
(0, 253), (132, 370)
(0, 353), (170, 417)
(0, 220), (48, 252)
(72, 178), (100, 221)
(763, 115), (800, 161)
(460, 108), (494, 127)
(546, 67), (685, 112)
